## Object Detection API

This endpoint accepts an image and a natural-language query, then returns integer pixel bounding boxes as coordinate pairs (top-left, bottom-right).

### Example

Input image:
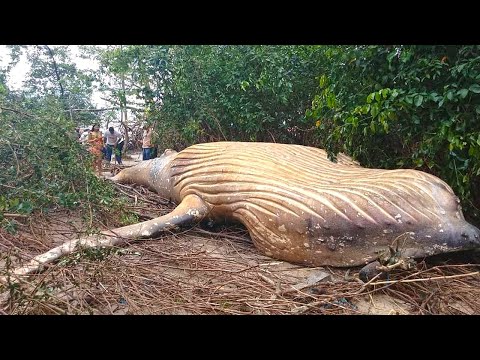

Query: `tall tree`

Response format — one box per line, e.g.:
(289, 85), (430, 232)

(20, 45), (97, 126)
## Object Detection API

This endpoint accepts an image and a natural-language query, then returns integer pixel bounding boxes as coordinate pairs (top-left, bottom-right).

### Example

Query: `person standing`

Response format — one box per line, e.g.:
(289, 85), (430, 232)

(87, 124), (104, 175)
(79, 128), (90, 144)
(104, 127), (123, 164)
(142, 124), (154, 160)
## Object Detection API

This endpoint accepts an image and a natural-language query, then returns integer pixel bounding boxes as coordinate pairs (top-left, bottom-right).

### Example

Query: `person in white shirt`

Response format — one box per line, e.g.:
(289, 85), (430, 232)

(104, 127), (123, 164)
(79, 129), (90, 144)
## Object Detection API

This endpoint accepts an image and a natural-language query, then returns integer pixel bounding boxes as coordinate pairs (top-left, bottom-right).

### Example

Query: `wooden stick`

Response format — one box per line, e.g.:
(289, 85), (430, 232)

(366, 271), (479, 286)
(2, 213), (28, 218)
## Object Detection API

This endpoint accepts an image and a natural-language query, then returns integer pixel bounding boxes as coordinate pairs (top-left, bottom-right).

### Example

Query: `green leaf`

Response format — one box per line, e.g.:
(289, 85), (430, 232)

(319, 75), (327, 88)
(414, 95), (423, 107)
(327, 93), (336, 109)
(387, 52), (396, 63)
(456, 63), (467, 73)
(240, 80), (249, 91)
(469, 84), (480, 93)
(457, 89), (469, 98)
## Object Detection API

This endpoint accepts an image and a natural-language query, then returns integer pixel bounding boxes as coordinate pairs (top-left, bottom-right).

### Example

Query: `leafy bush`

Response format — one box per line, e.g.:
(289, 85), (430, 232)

(309, 45), (480, 225)
(0, 94), (125, 232)
(157, 45), (323, 147)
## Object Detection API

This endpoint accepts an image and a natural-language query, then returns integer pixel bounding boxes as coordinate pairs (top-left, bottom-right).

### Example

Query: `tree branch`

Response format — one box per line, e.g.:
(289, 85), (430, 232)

(0, 106), (34, 118)
(63, 107), (120, 112)
(43, 45), (65, 99)
(99, 98), (145, 111)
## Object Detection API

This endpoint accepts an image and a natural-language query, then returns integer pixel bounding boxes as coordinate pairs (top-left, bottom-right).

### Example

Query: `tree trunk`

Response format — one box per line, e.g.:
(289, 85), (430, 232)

(42, 45), (70, 116)
(120, 47), (129, 155)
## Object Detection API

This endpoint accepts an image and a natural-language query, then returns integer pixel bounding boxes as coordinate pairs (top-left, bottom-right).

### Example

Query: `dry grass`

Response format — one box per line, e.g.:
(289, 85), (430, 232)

(1, 182), (479, 315)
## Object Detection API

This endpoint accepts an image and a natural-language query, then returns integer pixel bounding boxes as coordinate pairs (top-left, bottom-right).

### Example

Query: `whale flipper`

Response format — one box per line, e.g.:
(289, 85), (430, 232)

(0, 194), (209, 284)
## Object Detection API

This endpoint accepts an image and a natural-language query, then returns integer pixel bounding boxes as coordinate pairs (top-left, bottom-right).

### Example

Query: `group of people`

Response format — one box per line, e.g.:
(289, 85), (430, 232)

(79, 123), (158, 175)
(79, 124), (124, 175)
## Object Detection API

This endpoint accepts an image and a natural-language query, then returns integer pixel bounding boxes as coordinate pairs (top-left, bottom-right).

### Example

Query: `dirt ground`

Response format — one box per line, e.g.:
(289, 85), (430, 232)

(1, 154), (479, 315)
(101, 152), (142, 176)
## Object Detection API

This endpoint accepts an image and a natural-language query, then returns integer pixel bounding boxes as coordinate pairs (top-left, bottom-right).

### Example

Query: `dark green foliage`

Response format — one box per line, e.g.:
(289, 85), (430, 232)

(0, 95), (121, 231)
(308, 45), (480, 225)
(157, 45), (323, 148)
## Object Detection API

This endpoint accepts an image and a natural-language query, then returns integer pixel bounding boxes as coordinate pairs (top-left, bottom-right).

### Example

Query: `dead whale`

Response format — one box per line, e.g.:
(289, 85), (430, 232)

(2, 142), (479, 282)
